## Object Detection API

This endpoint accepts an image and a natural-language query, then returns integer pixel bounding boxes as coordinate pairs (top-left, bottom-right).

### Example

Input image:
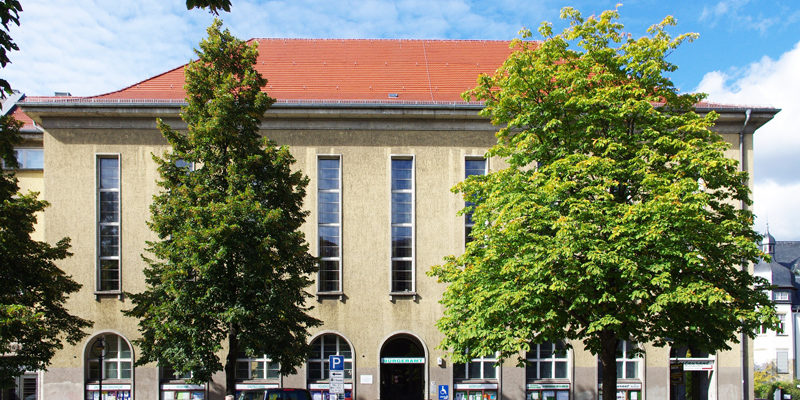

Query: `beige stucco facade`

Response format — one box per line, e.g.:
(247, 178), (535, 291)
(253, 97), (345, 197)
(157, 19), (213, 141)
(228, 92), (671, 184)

(21, 101), (775, 400)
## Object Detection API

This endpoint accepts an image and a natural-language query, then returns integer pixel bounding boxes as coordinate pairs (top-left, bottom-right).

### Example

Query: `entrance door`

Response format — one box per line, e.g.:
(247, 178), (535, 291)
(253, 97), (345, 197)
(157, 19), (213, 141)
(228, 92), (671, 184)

(380, 335), (425, 400)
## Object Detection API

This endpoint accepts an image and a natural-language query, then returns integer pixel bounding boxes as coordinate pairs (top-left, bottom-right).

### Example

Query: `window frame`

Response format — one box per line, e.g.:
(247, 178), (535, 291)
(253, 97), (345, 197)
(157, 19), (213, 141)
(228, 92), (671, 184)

(774, 291), (790, 302)
(777, 313), (787, 335)
(464, 156), (487, 247)
(307, 334), (354, 382)
(615, 340), (641, 380)
(389, 155), (415, 295)
(1, 147), (43, 170)
(317, 155), (343, 294)
(87, 334), (132, 381)
(235, 354), (280, 381)
(525, 341), (569, 381)
(454, 354), (499, 381)
(96, 154), (121, 294)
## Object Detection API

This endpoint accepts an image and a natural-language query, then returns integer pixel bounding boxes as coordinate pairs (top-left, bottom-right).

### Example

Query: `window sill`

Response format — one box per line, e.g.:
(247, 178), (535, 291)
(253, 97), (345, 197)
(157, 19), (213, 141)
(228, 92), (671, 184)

(390, 291), (417, 302)
(316, 291), (344, 301)
(95, 291), (124, 300)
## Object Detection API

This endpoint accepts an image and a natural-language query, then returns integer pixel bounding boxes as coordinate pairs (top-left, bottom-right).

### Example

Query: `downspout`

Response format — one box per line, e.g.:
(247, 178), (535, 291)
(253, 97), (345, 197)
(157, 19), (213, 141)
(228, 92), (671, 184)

(740, 108), (751, 400)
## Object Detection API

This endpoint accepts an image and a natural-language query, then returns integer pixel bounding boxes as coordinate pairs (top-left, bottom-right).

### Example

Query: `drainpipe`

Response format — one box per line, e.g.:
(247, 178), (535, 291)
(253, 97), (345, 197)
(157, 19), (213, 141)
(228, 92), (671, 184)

(740, 108), (751, 400)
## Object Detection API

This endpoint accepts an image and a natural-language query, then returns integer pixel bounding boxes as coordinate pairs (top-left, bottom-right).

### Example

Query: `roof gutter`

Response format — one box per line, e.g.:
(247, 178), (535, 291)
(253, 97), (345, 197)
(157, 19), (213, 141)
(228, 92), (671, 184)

(740, 108), (751, 400)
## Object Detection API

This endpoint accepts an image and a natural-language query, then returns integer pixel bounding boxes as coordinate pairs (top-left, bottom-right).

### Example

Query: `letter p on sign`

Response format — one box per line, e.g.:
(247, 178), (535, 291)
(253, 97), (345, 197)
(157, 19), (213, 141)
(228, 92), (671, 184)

(330, 355), (345, 371)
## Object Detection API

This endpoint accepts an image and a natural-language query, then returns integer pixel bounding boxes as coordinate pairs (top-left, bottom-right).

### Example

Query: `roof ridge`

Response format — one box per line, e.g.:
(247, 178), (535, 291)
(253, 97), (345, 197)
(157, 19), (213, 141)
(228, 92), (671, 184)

(250, 38), (514, 43)
(86, 62), (189, 100)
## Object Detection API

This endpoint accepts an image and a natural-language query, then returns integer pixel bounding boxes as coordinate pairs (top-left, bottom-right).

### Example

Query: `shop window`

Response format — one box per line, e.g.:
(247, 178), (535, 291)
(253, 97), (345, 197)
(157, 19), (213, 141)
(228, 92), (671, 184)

(464, 157), (486, 245)
(236, 354), (280, 380)
(307, 334), (353, 400)
(160, 365), (205, 400)
(97, 155), (121, 293)
(85, 333), (132, 400)
(669, 346), (714, 400)
(526, 341), (570, 400)
(454, 353), (498, 400)
(390, 157), (414, 293)
(234, 354), (280, 399)
(318, 156), (342, 293)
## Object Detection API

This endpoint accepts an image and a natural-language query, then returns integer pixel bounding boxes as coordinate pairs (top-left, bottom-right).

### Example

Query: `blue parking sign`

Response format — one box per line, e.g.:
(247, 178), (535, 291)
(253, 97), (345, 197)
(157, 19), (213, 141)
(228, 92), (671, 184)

(439, 385), (449, 400)
(330, 355), (345, 371)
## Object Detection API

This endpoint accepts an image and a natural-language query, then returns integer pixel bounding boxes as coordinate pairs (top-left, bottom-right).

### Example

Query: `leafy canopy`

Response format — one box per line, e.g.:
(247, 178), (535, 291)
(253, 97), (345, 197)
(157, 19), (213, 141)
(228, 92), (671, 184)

(125, 20), (320, 391)
(0, 0), (21, 95)
(429, 5), (775, 384)
(0, 114), (91, 388)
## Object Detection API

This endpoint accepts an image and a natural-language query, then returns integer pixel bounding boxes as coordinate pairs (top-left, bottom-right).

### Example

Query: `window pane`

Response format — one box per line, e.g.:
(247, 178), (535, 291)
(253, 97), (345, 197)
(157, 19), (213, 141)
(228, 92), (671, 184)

(526, 362), (538, 381)
(339, 339), (352, 358)
(625, 361), (637, 379)
(319, 260), (340, 292)
(252, 361), (265, 379)
(105, 361), (119, 379)
(540, 361), (552, 378)
(540, 343), (553, 359)
(555, 361), (567, 379)
(89, 361), (100, 381)
(106, 337), (119, 358)
(119, 339), (131, 358)
(120, 362), (132, 379)
(483, 361), (496, 379)
(468, 361), (481, 379)
(100, 260), (120, 291)
(344, 362), (352, 379)
(308, 362), (322, 381)
(391, 261), (412, 292)
(465, 159), (485, 177)
(236, 361), (249, 379)
(616, 361), (623, 378)
(99, 158), (119, 189)
(323, 337), (337, 358)
(453, 363), (465, 379)
(391, 159), (412, 190)
(391, 193), (412, 224)
(554, 342), (567, 358)
(19, 149), (44, 169)
(266, 361), (280, 379)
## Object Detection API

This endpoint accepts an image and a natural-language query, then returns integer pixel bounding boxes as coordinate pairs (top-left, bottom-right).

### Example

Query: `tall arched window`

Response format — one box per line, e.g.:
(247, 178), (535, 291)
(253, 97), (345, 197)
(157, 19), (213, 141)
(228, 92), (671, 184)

(307, 334), (353, 400)
(86, 333), (133, 400)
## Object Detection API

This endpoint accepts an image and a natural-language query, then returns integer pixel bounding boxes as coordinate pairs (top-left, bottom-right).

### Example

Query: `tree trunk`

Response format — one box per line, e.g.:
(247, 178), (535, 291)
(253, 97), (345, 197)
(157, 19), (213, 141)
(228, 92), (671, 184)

(226, 323), (240, 397)
(599, 332), (618, 400)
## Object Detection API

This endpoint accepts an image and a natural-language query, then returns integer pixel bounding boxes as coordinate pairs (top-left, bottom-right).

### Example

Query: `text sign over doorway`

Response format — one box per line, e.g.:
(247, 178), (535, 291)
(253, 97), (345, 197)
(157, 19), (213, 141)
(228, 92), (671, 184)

(380, 357), (425, 364)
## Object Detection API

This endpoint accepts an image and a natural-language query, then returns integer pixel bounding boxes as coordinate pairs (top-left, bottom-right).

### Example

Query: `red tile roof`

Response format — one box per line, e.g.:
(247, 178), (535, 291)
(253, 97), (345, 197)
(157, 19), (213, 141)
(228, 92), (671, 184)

(92, 39), (515, 103)
(10, 106), (40, 132)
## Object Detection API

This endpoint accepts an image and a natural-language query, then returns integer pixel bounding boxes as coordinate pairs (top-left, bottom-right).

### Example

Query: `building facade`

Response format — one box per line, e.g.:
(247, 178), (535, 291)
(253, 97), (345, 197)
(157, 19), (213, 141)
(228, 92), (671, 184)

(17, 39), (777, 400)
(753, 233), (800, 380)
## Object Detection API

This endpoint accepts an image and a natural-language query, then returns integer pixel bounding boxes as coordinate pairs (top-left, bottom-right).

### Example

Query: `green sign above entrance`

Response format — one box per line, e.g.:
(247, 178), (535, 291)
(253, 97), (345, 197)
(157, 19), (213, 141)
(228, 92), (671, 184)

(381, 357), (425, 364)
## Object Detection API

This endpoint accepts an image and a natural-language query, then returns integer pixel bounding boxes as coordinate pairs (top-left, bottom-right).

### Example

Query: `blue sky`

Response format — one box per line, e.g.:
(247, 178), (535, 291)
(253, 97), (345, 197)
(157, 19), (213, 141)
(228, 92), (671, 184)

(4, 0), (800, 239)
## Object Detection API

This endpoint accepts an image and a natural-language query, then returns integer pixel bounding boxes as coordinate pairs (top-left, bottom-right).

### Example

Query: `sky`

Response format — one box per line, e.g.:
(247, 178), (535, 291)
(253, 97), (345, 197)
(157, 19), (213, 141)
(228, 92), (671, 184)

(3, 0), (799, 239)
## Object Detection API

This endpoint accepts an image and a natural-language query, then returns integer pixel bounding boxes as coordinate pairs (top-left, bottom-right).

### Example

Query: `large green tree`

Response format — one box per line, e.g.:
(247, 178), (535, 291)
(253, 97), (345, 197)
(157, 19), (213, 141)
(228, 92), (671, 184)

(125, 20), (320, 395)
(0, 0), (92, 389)
(429, 7), (776, 398)
(0, 115), (92, 388)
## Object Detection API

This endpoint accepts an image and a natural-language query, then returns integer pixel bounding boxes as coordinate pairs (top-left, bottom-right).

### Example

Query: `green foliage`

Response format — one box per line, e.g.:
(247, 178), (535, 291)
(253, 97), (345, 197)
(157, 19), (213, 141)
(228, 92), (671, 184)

(0, 0), (21, 95)
(0, 114), (91, 388)
(429, 6), (776, 397)
(124, 20), (320, 394)
(754, 363), (779, 398)
(186, 0), (231, 14)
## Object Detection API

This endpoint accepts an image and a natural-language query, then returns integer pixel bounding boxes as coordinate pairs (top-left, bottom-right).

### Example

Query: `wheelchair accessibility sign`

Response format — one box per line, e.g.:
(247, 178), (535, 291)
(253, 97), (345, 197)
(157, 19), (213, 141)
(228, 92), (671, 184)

(438, 385), (449, 400)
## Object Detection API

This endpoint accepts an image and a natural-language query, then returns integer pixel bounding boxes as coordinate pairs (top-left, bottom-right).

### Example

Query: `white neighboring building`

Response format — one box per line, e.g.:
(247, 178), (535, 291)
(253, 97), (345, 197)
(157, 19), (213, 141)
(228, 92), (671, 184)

(753, 232), (800, 378)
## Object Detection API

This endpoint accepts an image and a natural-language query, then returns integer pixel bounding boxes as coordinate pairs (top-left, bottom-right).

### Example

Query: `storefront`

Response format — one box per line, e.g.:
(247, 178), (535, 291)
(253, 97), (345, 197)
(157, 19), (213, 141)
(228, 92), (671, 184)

(307, 334), (354, 400)
(85, 334), (133, 400)
(669, 347), (715, 400)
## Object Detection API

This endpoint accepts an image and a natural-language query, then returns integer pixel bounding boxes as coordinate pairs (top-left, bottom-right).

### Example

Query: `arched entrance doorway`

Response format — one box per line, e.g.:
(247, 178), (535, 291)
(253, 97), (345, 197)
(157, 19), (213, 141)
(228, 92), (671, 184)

(380, 334), (425, 400)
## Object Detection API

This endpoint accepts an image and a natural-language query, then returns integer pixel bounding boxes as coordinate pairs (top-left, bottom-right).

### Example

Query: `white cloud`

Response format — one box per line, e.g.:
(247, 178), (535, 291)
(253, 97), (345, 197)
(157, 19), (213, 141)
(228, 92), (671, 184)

(697, 41), (800, 239)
